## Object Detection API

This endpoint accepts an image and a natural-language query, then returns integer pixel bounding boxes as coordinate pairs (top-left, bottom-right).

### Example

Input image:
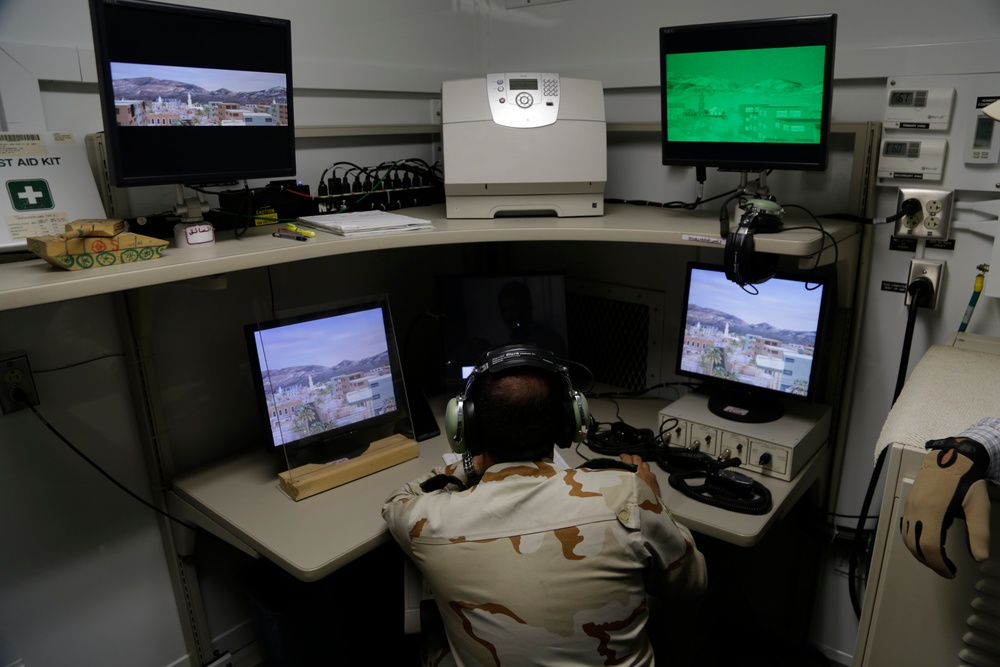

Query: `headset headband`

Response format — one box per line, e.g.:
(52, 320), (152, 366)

(461, 345), (567, 396)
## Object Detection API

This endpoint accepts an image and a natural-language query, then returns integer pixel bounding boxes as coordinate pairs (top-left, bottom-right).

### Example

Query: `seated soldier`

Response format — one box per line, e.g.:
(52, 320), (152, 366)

(382, 345), (706, 666)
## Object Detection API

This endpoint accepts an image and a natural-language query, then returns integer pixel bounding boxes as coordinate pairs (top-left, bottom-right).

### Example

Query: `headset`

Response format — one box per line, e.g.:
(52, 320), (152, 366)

(444, 344), (590, 455)
(724, 197), (785, 287)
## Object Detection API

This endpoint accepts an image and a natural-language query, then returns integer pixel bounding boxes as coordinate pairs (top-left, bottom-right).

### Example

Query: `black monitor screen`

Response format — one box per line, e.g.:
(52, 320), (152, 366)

(436, 273), (569, 387)
(244, 297), (406, 466)
(677, 263), (829, 423)
(659, 14), (837, 172)
(89, 0), (296, 186)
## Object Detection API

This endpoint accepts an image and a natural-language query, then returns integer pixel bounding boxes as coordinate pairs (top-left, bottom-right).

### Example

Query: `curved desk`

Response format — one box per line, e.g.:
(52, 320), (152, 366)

(0, 203), (858, 312)
(169, 396), (830, 582)
(1, 203), (853, 582)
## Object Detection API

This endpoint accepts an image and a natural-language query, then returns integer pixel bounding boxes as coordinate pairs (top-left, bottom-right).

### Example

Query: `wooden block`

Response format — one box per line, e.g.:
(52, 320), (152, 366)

(277, 433), (419, 501)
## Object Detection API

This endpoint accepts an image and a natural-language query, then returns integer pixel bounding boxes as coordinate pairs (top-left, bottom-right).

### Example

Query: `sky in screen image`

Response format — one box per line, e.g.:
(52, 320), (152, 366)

(255, 308), (389, 371)
(111, 62), (286, 92)
(689, 269), (823, 333)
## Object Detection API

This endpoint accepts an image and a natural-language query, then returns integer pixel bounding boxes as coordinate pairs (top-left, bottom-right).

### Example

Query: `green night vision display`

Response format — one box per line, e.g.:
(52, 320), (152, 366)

(665, 45), (826, 144)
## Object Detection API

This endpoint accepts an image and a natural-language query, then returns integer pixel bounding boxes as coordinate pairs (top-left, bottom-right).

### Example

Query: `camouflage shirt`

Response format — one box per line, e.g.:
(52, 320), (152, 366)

(381, 459), (707, 666)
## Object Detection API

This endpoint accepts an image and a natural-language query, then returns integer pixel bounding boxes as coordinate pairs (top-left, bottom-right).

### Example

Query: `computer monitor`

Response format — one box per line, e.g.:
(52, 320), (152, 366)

(244, 296), (407, 468)
(88, 0), (296, 204)
(659, 14), (837, 173)
(436, 273), (569, 388)
(676, 262), (830, 423)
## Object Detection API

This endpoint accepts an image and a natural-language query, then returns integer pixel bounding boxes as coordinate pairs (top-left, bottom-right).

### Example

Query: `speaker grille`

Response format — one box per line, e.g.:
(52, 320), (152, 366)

(566, 280), (664, 392)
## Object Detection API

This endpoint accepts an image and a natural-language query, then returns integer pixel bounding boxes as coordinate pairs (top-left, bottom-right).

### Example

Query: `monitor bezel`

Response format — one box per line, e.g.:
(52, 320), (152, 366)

(243, 295), (407, 467)
(675, 262), (832, 419)
(89, 0), (297, 187)
(659, 14), (838, 172)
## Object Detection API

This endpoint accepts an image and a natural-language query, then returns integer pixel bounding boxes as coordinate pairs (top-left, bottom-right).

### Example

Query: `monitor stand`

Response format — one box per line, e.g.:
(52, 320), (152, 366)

(706, 390), (784, 424)
(171, 184), (215, 247)
(283, 437), (371, 470)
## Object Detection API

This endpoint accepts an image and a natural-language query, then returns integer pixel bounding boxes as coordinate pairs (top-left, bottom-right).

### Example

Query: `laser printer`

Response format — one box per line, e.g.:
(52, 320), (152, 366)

(441, 73), (606, 219)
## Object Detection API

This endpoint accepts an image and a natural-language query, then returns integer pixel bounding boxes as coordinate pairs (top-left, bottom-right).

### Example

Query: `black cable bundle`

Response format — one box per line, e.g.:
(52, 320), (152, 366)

(668, 462), (773, 515)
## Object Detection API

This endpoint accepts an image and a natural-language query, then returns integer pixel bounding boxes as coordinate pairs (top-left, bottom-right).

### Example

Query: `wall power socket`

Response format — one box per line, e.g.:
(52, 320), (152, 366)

(1, 351), (40, 414)
(894, 187), (954, 239)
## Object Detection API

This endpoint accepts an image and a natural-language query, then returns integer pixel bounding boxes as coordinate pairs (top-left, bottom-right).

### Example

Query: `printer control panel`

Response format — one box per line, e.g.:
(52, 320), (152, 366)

(487, 72), (560, 128)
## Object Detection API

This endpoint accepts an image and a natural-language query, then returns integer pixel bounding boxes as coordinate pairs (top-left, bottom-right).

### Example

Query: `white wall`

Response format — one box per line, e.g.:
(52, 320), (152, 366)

(2, 1), (999, 665)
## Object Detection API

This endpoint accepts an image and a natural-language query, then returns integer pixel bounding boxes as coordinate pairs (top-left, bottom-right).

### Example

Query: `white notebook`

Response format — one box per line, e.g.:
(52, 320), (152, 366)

(297, 210), (432, 237)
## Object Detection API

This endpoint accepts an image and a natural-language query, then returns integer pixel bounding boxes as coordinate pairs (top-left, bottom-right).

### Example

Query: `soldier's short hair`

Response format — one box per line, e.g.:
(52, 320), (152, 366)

(471, 367), (562, 462)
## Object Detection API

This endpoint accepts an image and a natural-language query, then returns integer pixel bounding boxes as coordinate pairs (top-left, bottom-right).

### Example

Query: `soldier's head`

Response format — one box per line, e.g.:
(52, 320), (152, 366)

(469, 366), (564, 463)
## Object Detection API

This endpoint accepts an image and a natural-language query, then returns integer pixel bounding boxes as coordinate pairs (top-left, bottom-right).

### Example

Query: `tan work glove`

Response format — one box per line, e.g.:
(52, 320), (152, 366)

(900, 437), (991, 579)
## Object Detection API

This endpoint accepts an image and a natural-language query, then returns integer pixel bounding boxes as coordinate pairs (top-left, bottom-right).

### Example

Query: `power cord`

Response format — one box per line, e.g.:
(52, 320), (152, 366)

(15, 387), (195, 530)
(668, 459), (773, 515)
(846, 273), (935, 618)
(819, 197), (921, 226)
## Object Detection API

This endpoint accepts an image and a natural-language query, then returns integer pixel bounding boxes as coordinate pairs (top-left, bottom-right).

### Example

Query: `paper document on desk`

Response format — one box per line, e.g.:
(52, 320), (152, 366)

(297, 210), (432, 237)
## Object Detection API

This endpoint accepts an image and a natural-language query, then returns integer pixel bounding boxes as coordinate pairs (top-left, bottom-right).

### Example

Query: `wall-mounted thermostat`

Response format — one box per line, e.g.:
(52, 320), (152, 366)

(883, 86), (955, 130)
(877, 138), (947, 181)
(964, 96), (1000, 164)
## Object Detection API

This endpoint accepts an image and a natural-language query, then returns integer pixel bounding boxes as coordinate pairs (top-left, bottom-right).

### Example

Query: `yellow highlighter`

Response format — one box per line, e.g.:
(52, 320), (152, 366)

(285, 223), (315, 237)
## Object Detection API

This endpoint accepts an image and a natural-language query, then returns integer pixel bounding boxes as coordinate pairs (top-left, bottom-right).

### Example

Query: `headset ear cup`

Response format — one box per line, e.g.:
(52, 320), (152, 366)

(555, 390), (590, 448)
(725, 230), (778, 286)
(444, 397), (465, 453)
(724, 231), (743, 283)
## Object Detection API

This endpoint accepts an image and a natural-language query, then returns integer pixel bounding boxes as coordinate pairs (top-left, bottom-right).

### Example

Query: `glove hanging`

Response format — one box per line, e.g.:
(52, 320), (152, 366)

(900, 437), (991, 579)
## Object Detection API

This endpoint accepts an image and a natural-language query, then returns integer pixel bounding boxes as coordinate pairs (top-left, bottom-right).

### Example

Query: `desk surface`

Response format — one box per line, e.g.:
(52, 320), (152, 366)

(169, 396), (830, 582)
(0, 203), (856, 312)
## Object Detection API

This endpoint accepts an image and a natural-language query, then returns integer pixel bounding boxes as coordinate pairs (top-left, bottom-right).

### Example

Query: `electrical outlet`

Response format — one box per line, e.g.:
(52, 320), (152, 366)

(894, 187), (954, 239)
(904, 259), (945, 309)
(1, 352), (39, 414)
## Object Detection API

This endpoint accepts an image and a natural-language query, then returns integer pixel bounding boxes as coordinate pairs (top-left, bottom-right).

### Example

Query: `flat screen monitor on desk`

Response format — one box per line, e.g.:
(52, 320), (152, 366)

(89, 0), (296, 187)
(677, 263), (831, 424)
(88, 0), (297, 238)
(436, 273), (570, 389)
(243, 296), (408, 469)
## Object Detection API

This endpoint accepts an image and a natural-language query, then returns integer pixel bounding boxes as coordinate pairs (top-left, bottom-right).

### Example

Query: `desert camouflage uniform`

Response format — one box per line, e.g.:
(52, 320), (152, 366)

(381, 458), (707, 666)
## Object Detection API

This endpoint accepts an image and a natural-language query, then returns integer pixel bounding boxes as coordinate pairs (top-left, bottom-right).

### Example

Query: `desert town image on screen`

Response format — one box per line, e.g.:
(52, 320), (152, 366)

(110, 63), (289, 127)
(680, 269), (823, 396)
(253, 308), (397, 447)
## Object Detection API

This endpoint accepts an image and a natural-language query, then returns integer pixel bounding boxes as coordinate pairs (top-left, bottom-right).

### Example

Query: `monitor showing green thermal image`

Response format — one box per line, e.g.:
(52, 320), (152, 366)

(664, 45), (827, 144)
(659, 15), (837, 171)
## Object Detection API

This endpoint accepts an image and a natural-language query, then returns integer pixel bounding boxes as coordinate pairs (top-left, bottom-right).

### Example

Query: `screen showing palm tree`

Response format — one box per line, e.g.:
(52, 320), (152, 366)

(679, 266), (825, 397)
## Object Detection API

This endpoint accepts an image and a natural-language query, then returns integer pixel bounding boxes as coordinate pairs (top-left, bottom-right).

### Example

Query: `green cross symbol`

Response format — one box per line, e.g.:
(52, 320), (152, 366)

(6, 179), (54, 211)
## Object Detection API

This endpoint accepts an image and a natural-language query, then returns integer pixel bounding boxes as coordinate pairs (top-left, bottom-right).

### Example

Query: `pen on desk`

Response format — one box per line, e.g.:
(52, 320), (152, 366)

(273, 231), (308, 242)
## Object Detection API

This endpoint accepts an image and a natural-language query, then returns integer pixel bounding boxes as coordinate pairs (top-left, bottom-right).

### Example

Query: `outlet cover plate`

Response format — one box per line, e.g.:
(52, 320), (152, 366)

(895, 187), (954, 240)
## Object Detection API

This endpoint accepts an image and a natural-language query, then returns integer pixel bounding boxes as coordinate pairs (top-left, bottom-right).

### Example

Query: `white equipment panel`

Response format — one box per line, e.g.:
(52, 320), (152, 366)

(877, 138), (947, 181)
(657, 392), (831, 482)
(878, 74), (1000, 191)
(883, 86), (955, 130)
(486, 72), (561, 128)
